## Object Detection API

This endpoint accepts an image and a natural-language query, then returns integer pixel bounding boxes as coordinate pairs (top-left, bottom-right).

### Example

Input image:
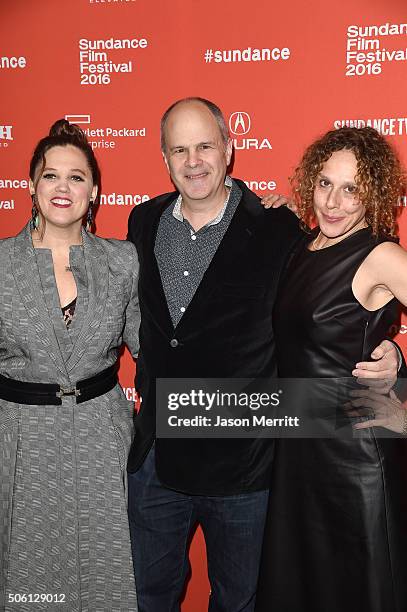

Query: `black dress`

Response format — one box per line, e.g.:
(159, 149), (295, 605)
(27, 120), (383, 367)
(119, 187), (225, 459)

(255, 228), (407, 612)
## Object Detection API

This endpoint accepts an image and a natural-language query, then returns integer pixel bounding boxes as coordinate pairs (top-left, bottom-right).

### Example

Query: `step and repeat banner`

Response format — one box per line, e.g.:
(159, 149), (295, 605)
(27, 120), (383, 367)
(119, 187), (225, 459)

(1, 0), (407, 609)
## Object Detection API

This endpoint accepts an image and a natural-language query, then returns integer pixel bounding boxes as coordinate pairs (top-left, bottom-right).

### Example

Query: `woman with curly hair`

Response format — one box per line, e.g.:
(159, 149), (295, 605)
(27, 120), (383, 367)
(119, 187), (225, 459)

(255, 127), (407, 612)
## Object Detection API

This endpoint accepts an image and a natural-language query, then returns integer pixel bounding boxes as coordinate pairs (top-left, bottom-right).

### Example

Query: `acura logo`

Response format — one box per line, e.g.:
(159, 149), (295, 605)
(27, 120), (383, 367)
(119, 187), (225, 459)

(229, 112), (251, 136)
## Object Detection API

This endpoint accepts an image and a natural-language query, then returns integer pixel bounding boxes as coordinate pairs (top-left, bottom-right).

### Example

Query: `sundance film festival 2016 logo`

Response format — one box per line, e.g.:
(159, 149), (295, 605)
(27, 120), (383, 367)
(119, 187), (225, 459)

(345, 22), (407, 77)
(229, 112), (272, 150)
(78, 36), (148, 86)
(0, 125), (13, 148)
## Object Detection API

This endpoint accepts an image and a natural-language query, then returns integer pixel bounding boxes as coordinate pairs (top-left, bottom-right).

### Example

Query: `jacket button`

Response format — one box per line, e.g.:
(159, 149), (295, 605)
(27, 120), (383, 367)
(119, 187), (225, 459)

(170, 338), (179, 348)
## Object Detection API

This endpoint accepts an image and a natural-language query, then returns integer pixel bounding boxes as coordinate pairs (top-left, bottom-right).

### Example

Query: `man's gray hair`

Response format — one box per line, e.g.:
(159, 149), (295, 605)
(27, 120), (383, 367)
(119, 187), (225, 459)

(160, 97), (230, 151)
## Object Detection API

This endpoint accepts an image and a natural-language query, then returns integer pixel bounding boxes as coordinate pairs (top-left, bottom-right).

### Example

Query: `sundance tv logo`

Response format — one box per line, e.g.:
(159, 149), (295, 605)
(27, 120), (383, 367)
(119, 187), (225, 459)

(0, 125), (13, 148)
(229, 112), (272, 150)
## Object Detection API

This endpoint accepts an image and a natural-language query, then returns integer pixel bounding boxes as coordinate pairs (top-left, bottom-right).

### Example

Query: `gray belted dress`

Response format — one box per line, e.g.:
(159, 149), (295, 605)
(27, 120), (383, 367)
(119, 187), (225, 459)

(0, 223), (140, 611)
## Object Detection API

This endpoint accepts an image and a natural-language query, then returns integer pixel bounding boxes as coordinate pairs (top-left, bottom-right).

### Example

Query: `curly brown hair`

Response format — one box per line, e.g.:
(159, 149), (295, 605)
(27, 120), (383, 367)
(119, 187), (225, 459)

(290, 126), (406, 236)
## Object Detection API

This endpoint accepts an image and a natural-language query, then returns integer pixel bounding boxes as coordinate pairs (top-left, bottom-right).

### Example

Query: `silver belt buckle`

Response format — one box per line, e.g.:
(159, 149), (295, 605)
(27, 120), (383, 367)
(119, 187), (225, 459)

(56, 386), (81, 399)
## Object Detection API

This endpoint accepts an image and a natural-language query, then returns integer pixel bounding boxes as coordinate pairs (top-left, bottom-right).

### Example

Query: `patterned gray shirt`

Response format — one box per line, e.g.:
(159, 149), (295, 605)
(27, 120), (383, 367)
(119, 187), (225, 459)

(155, 177), (241, 326)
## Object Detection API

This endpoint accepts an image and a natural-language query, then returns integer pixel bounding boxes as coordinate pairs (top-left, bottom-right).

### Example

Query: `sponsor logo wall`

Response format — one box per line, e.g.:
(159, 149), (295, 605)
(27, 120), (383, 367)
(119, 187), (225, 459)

(1, 1), (406, 608)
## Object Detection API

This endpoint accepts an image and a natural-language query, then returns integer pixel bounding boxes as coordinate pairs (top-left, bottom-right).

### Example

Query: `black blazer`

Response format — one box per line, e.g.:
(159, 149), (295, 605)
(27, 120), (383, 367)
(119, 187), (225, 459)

(127, 178), (301, 494)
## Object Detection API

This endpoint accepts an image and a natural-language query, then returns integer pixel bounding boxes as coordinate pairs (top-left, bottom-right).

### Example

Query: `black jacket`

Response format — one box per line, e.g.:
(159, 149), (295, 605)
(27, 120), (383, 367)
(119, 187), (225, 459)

(127, 178), (301, 494)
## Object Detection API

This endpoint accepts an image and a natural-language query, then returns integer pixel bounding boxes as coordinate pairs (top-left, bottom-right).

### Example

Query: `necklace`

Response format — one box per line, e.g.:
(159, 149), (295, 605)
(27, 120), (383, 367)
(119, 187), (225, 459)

(311, 232), (324, 251)
(310, 232), (345, 251)
(311, 222), (368, 251)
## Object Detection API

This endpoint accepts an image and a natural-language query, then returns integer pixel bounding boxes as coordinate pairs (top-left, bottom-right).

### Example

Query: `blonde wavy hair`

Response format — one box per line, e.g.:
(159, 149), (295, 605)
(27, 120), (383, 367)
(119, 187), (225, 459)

(290, 127), (406, 237)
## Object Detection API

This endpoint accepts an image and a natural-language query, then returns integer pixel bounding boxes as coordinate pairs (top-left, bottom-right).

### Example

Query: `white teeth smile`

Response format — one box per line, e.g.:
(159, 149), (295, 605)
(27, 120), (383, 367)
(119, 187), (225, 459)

(52, 199), (72, 205)
(187, 173), (207, 179)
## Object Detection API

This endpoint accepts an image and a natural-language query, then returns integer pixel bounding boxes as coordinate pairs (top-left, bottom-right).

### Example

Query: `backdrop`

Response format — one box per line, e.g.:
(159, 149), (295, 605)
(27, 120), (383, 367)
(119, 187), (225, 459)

(1, 1), (407, 608)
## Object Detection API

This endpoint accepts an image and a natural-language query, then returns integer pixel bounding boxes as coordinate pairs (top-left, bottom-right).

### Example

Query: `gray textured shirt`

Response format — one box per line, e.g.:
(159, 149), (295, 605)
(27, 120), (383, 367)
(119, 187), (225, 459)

(155, 177), (241, 326)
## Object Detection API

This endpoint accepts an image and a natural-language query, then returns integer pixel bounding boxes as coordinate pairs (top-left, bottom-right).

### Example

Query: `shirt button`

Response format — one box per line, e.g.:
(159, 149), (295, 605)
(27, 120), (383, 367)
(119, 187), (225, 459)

(170, 339), (179, 348)
(191, 235), (197, 241)
(180, 307), (186, 313)
(184, 271), (189, 276)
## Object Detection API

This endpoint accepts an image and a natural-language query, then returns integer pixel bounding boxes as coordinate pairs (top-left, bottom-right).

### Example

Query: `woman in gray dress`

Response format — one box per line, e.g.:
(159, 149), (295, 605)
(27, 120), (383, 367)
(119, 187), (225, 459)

(0, 120), (139, 611)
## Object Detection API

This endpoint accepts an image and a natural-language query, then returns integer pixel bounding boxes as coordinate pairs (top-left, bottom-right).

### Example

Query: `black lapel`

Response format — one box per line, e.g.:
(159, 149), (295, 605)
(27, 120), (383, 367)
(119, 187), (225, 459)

(138, 195), (176, 336)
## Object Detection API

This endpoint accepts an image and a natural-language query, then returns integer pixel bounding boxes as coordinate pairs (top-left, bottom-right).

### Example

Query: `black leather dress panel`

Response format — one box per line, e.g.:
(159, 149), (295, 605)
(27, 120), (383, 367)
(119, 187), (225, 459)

(255, 229), (407, 612)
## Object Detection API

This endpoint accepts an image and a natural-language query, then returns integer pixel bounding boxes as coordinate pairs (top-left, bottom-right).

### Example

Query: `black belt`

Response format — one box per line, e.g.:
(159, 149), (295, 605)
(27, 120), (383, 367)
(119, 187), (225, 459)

(0, 363), (118, 405)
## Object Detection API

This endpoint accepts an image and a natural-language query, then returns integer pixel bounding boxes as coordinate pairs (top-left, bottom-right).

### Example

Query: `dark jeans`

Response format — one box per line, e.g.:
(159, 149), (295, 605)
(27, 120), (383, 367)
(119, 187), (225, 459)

(128, 446), (269, 612)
